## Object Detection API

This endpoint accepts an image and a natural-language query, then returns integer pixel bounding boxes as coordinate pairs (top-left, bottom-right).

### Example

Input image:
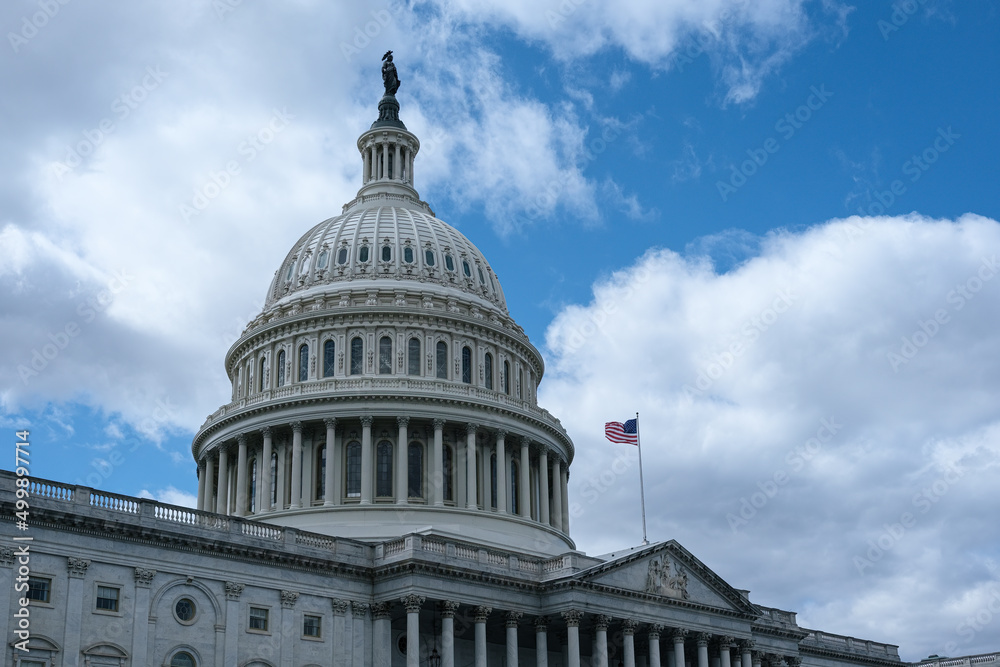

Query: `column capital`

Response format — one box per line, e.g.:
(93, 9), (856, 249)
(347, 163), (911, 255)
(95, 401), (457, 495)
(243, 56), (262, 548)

(752, 651), (765, 666)
(672, 628), (688, 642)
(280, 590), (299, 608)
(290, 421), (303, 433)
(534, 615), (549, 631)
(237, 432), (248, 445)
(561, 610), (583, 627)
(67, 557), (90, 578)
(697, 632), (711, 646)
(260, 425), (272, 438)
(595, 614), (612, 631)
(520, 435), (531, 447)
(766, 655), (785, 667)
(785, 658), (801, 667)
(505, 610), (523, 627)
(739, 640), (755, 652)
(473, 605), (492, 623)
(466, 422), (479, 435)
(134, 567), (156, 588)
(360, 415), (374, 428)
(439, 600), (461, 618)
(718, 637), (736, 649)
(623, 619), (639, 635)
(332, 598), (350, 615)
(496, 428), (508, 440)
(372, 601), (393, 619)
(396, 416), (410, 428)
(648, 623), (664, 640)
(225, 581), (245, 600)
(401, 594), (425, 613)
(352, 601), (370, 617)
(324, 417), (337, 429)
(433, 418), (446, 429)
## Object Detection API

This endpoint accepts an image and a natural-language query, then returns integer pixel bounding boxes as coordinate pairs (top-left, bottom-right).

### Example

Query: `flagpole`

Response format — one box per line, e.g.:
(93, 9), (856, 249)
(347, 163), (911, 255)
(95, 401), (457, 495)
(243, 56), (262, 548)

(635, 412), (649, 545)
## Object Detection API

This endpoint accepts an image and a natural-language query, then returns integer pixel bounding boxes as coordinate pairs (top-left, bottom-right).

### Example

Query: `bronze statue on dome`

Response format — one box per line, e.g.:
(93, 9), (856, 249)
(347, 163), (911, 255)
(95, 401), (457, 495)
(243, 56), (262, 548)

(382, 50), (400, 96)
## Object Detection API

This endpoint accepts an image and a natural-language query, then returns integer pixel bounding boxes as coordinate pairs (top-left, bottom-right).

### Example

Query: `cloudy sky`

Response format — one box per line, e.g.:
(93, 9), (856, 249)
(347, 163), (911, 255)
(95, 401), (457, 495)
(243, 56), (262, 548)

(2, 0), (999, 660)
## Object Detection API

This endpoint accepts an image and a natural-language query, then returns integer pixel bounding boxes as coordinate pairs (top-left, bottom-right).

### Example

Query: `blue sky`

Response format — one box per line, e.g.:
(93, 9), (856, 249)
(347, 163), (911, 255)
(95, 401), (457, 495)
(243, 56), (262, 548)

(2, 0), (999, 659)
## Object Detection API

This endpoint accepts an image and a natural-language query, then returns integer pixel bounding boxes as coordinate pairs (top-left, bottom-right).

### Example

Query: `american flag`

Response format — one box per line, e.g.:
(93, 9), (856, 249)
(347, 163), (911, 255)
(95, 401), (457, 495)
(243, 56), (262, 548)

(605, 419), (638, 445)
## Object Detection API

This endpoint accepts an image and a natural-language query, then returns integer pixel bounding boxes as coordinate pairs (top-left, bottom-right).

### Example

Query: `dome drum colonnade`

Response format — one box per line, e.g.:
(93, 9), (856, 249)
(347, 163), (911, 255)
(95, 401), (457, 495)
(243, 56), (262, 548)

(191, 78), (575, 554)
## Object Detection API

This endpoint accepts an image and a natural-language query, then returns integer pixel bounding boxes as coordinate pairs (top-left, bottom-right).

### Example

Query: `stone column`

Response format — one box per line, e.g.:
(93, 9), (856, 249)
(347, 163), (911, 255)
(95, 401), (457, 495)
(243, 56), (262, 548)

(235, 433), (249, 516)
(303, 435), (314, 506)
(332, 428), (343, 504)
(131, 568), (155, 665)
(381, 144), (388, 179)
(474, 606), (492, 667)
(562, 610), (583, 667)
(752, 651), (764, 667)
(538, 447), (550, 524)
(432, 418), (445, 505)
(594, 615), (611, 667)
(506, 611), (523, 667)
(519, 437), (531, 518)
(280, 590), (299, 667)
(252, 447), (263, 514)
(363, 146), (370, 184)
(216, 445), (229, 514)
(560, 462), (570, 532)
(372, 602), (392, 667)
(720, 637), (735, 667)
(204, 455), (215, 512)
(402, 594), (425, 667)
(333, 599), (350, 667)
(466, 423), (479, 509)
(649, 625), (664, 667)
(396, 417), (409, 503)
(623, 620), (638, 667)
(740, 639), (754, 667)
(290, 422), (304, 508)
(324, 419), (337, 505)
(196, 463), (206, 511)
(394, 143), (401, 180)
(551, 459), (564, 531)
(353, 602), (371, 667)
(673, 629), (687, 667)
(441, 600), (460, 667)
(61, 558), (90, 666)
(276, 438), (287, 510)
(697, 633), (710, 667)
(224, 582), (244, 666)
(495, 429), (508, 512)
(535, 616), (549, 667)
(361, 415), (374, 504)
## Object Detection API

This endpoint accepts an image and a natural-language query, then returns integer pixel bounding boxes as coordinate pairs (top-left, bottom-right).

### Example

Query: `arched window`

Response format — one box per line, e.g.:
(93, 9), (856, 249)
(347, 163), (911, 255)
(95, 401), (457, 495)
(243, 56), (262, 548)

(277, 350), (286, 387)
(248, 458), (256, 513)
(407, 338), (421, 376)
(298, 344), (309, 382)
(379, 336), (392, 374)
(376, 441), (393, 497)
(260, 357), (267, 391)
(490, 453), (498, 509)
(435, 341), (448, 379)
(350, 337), (363, 375)
(346, 441), (362, 498)
(407, 442), (423, 498)
(517, 367), (523, 398)
(511, 459), (520, 514)
(503, 360), (511, 395)
(443, 444), (454, 502)
(170, 652), (196, 667)
(323, 340), (335, 378)
(315, 444), (326, 501)
(461, 346), (472, 384)
(484, 353), (493, 390)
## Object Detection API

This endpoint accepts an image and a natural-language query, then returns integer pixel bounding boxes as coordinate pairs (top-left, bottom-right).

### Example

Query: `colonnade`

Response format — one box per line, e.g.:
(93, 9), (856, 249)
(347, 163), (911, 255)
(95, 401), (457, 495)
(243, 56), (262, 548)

(361, 137), (413, 184)
(195, 416), (571, 534)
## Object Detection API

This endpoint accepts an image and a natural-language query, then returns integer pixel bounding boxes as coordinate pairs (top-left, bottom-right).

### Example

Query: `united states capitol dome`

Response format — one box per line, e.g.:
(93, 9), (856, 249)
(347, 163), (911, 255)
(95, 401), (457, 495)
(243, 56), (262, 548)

(191, 56), (575, 557)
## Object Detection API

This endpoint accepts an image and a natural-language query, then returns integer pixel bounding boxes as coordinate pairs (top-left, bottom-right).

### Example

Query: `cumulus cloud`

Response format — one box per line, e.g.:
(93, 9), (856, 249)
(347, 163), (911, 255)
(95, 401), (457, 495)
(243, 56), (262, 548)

(541, 214), (1000, 659)
(139, 486), (198, 509)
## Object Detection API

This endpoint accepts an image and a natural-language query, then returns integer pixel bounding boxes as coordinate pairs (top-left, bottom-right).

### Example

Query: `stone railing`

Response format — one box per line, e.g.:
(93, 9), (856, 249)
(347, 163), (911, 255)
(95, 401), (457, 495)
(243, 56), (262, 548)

(2, 472), (370, 563)
(916, 655), (1000, 667)
(800, 630), (901, 660)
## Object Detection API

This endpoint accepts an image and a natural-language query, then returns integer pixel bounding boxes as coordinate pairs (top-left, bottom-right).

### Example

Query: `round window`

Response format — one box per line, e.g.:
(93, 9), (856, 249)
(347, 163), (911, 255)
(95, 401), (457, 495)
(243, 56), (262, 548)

(174, 597), (196, 624)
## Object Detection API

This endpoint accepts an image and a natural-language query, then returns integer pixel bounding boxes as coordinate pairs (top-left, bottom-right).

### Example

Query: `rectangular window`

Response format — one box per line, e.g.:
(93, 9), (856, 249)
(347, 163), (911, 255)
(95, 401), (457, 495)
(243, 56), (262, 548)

(96, 585), (120, 612)
(303, 614), (322, 638)
(249, 606), (269, 631)
(27, 577), (51, 603)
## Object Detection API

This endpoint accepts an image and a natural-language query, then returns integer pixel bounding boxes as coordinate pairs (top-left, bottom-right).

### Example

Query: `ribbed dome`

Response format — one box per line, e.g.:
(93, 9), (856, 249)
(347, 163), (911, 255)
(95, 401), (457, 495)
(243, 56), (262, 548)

(264, 203), (508, 315)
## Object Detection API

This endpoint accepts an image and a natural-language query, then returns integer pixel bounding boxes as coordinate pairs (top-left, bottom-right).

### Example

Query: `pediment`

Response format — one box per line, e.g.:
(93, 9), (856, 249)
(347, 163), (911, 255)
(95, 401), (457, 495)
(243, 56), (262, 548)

(576, 541), (756, 613)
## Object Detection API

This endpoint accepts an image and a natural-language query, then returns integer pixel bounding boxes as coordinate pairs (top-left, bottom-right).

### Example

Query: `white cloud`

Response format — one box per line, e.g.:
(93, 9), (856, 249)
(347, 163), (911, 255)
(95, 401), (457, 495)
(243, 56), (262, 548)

(541, 214), (1000, 659)
(139, 486), (198, 509)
